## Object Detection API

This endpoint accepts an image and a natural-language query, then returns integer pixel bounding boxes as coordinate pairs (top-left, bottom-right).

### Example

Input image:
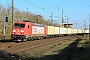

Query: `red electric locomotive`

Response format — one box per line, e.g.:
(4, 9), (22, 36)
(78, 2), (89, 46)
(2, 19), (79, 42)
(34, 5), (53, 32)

(11, 21), (47, 41)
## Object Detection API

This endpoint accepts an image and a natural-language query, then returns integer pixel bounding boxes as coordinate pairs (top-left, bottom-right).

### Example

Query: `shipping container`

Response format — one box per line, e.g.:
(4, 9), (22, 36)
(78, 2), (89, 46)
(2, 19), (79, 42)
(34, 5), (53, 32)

(70, 29), (74, 34)
(73, 29), (77, 34)
(47, 26), (54, 35)
(60, 28), (67, 34)
(54, 27), (60, 34)
(85, 30), (89, 33)
(78, 29), (82, 33)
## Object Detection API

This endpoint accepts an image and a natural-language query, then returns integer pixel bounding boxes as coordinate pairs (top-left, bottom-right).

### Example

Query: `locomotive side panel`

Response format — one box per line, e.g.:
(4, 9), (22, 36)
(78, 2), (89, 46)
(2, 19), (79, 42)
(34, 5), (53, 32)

(32, 26), (45, 34)
(29, 25), (47, 39)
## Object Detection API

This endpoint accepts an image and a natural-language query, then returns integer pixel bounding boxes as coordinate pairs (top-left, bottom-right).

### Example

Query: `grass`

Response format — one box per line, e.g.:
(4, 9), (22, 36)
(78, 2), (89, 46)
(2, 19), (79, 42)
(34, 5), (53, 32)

(71, 39), (90, 60)
(49, 41), (74, 54)
(36, 39), (75, 60)
(36, 38), (90, 60)
(45, 38), (78, 55)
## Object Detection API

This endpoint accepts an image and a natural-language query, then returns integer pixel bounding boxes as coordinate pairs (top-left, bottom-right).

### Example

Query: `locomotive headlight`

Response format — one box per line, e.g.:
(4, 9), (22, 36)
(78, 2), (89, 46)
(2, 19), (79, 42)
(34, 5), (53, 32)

(13, 30), (16, 32)
(21, 30), (24, 32)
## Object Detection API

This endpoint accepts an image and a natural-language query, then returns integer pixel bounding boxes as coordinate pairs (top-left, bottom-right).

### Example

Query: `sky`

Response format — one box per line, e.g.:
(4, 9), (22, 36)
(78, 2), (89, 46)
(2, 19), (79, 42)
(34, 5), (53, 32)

(0, 0), (90, 29)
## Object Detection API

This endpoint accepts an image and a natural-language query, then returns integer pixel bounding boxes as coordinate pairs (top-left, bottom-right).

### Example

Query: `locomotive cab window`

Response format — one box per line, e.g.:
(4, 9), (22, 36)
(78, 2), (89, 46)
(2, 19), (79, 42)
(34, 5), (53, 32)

(28, 25), (29, 28)
(14, 23), (25, 28)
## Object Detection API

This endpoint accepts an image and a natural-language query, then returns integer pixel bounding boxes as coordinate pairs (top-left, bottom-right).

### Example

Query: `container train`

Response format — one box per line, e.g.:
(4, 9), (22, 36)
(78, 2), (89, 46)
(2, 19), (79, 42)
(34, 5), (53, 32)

(11, 21), (89, 41)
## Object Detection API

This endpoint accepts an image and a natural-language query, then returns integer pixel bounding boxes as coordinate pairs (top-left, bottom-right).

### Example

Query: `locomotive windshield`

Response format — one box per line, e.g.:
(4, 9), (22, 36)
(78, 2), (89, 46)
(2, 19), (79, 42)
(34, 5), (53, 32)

(14, 23), (25, 28)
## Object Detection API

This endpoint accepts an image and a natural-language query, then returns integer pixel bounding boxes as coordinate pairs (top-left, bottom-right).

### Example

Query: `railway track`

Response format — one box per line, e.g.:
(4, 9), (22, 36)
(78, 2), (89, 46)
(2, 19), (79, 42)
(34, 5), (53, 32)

(13, 38), (66, 53)
(0, 38), (64, 52)
(0, 36), (84, 59)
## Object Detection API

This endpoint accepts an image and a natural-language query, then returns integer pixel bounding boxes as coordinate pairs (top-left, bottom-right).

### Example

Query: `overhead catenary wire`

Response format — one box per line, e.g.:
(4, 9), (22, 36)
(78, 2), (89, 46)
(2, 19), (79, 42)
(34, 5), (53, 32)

(24, 0), (50, 14)
(40, 0), (71, 8)
(40, 0), (57, 7)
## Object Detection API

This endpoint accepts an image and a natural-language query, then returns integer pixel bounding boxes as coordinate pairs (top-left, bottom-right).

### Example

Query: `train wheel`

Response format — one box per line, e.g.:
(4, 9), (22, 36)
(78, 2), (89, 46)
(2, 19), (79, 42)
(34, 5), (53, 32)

(38, 37), (41, 40)
(46, 36), (49, 38)
(22, 38), (27, 42)
(40, 37), (43, 40)
(27, 37), (30, 41)
(30, 37), (33, 41)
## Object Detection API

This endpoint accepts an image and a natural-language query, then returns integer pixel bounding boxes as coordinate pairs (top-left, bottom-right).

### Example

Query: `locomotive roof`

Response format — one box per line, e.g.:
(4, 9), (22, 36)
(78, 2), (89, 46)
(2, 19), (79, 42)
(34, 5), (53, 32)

(31, 23), (44, 26)
(15, 21), (32, 23)
(14, 22), (44, 26)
